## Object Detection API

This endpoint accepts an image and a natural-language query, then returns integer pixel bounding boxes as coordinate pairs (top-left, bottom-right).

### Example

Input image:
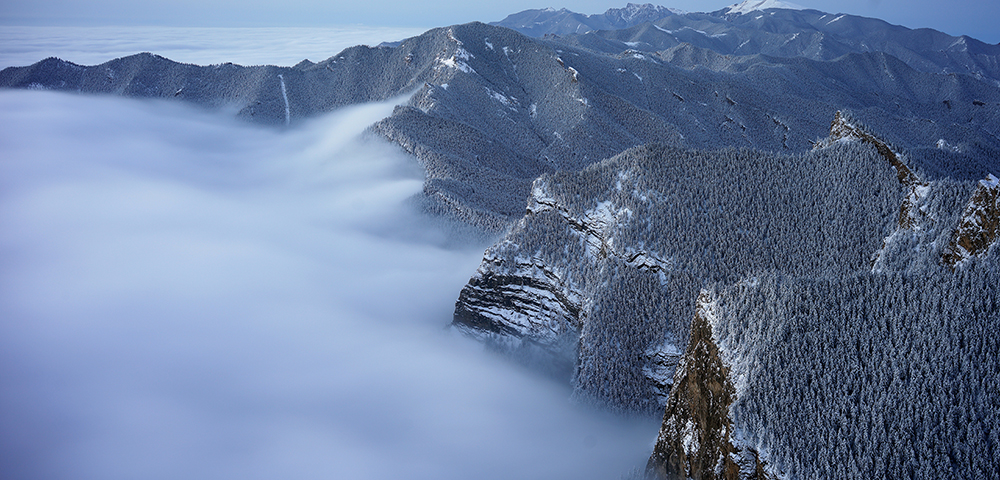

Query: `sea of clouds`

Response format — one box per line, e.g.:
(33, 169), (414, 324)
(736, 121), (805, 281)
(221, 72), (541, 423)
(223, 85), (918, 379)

(0, 89), (657, 480)
(0, 25), (429, 69)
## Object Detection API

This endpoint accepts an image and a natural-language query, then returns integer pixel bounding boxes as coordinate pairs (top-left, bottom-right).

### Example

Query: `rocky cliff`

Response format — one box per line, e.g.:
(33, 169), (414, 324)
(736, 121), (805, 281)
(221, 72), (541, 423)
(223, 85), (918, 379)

(452, 176), (681, 391)
(942, 173), (1000, 268)
(452, 249), (584, 379)
(646, 291), (771, 480)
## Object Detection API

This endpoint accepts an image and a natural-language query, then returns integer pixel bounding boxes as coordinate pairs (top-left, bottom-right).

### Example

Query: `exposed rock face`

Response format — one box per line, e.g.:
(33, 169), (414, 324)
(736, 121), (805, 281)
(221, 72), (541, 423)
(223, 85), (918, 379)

(647, 292), (770, 480)
(643, 340), (684, 405)
(452, 174), (680, 396)
(942, 173), (1000, 268)
(526, 179), (671, 270)
(452, 251), (584, 378)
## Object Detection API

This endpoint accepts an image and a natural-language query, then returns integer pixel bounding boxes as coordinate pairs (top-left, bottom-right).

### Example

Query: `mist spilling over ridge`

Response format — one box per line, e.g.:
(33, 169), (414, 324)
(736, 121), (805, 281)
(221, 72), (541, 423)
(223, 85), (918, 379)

(1, 2), (999, 480)
(0, 90), (655, 480)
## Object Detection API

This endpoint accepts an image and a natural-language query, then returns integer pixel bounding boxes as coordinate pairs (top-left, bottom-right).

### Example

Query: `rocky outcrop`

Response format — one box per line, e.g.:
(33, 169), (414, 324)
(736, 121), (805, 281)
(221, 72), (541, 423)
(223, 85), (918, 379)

(643, 341), (684, 405)
(527, 179), (672, 270)
(647, 292), (771, 480)
(822, 111), (923, 189)
(452, 251), (584, 378)
(942, 173), (1000, 268)
(453, 177), (678, 391)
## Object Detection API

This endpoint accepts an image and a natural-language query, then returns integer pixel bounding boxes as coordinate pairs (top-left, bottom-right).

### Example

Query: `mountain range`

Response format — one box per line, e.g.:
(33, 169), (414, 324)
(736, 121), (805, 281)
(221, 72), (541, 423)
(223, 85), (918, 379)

(489, 3), (683, 37)
(2, 2), (998, 479)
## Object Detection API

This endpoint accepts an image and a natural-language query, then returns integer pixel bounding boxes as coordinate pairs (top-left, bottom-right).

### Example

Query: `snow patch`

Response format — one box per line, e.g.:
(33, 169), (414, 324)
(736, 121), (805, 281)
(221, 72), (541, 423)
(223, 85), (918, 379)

(440, 47), (476, 74)
(486, 87), (517, 111)
(566, 65), (579, 82)
(277, 74), (290, 126)
(914, 184), (932, 199)
(678, 26), (708, 35)
(726, 0), (804, 15)
(454, 47), (473, 60)
(681, 419), (699, 455)
(581, 201), (621, 257)
(983, 173), (999, 189)
(446, 28), (463, 46)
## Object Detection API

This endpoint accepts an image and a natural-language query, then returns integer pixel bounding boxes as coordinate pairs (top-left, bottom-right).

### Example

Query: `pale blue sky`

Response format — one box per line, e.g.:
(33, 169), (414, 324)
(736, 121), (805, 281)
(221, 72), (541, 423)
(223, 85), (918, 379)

(0, 0), (997, 44)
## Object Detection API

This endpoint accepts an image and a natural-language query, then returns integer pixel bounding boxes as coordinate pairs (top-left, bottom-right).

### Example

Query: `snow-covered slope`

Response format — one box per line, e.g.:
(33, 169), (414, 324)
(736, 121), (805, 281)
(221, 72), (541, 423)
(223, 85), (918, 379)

(725, 0), (804, 15)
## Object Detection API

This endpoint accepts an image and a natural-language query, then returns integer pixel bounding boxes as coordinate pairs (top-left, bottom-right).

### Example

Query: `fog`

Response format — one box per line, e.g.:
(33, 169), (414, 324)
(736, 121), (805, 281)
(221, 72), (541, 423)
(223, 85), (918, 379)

(0, 25), (429, 69)
(0, 91), (656, 479)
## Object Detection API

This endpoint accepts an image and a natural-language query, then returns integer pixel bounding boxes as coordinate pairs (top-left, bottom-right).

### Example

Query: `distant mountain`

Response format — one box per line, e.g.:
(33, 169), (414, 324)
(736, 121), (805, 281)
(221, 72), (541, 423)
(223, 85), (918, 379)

(538, 5), (1000, 85)
(490, 3), (679, 37)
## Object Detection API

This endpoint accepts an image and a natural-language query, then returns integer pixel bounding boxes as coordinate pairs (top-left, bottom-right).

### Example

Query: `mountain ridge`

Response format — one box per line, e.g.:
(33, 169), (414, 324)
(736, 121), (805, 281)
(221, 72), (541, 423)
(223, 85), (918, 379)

(548, 7), (1000, 85)
(490, 3), (679, 37)
(10, 20), (997, 234)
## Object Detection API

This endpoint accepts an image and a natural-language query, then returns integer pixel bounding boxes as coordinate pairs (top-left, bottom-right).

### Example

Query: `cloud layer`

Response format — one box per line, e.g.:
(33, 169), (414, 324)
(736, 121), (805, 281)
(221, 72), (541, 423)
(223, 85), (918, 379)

(0, 25), (429, 68)
(0, 91), (656, 480)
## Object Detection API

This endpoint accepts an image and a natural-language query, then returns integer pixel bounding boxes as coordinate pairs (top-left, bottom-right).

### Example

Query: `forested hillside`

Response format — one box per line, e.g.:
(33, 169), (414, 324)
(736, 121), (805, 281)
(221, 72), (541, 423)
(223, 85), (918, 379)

(456, 134), (906, 411)
(453, 113), (998, 479)
(701, 266), (1000, 479)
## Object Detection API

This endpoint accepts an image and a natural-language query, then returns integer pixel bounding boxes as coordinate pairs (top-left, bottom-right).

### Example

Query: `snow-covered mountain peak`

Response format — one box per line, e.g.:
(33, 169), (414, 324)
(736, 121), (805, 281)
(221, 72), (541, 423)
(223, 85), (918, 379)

(725, 0), (804, 14)
(605, 3), (671, 20)
(603, 3), (675, 23)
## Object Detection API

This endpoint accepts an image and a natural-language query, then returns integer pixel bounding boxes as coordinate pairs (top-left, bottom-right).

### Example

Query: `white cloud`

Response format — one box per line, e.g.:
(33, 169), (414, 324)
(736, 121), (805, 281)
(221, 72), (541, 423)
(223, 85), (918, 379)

(0, 91), (656, 480)
(0, 26), (429, 68)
